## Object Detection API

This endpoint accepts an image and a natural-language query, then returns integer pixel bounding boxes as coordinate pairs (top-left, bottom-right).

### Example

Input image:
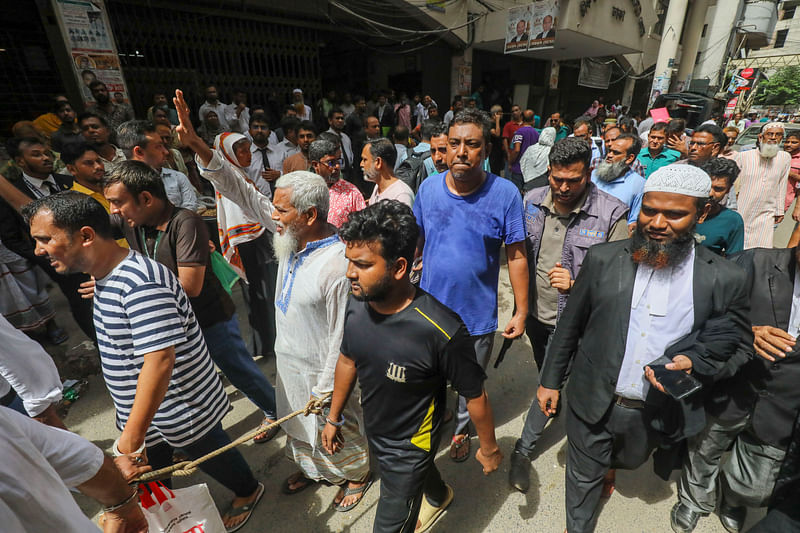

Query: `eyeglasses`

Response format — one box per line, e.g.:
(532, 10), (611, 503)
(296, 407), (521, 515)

(321, 158), (343, 169)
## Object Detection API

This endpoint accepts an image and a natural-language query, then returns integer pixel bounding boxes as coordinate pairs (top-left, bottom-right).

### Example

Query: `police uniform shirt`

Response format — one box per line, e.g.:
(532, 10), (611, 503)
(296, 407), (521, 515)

(340, 289), (486, 453)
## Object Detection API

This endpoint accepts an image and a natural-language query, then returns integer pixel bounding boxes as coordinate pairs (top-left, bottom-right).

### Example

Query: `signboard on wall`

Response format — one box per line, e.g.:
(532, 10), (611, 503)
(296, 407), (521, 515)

(728, 68), (760, 95)
(504, 0), (559, 54)
(52, 0), (131, 105)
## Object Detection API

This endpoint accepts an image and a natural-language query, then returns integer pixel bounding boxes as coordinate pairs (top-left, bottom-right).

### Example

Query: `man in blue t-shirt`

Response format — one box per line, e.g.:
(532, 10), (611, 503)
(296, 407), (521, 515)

(413, 109), (529, 464)
(696, 157), (745, 256)
(509, 109), (540, 192)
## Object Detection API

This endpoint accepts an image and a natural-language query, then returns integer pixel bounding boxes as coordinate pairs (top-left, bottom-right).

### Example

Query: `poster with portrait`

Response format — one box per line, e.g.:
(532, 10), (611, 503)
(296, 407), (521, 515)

(528, 0), (559, 50)
(52, 0), (131, 105)
(505, 5), (533, 54)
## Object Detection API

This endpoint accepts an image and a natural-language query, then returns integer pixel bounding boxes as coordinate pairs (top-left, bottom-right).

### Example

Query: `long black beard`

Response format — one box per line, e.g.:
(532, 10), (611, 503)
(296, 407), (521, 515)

(631, 223), (696, 269)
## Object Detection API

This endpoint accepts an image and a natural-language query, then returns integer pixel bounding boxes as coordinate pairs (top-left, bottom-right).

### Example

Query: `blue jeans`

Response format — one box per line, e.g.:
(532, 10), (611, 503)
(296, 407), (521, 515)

(148, 422), (258, 497)
(202, 313), (276, 419)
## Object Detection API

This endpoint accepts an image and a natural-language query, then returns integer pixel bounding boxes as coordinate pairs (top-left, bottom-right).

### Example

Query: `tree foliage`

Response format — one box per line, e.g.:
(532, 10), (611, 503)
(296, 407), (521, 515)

(755, 66), (800, 106)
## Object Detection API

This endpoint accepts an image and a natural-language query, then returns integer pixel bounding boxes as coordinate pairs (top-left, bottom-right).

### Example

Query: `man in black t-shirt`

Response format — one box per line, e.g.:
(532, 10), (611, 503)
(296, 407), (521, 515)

(322, 200), (502, 533)
(102, 160), (279, 446)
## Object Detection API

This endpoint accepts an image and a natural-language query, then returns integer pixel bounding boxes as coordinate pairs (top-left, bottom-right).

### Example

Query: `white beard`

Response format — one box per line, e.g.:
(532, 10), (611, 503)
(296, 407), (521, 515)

(272, 228), (298, 263)
(760, 143), (780, 159)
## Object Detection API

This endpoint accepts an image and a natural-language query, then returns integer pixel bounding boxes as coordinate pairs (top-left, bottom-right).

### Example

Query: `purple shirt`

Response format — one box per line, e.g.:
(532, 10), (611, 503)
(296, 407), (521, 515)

(511, 125), (540, 174)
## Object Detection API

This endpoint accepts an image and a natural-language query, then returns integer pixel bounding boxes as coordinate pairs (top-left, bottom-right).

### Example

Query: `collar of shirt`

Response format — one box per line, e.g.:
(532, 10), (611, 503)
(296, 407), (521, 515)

(250, 142), (276, 154)
(632, 245), (695, 315)
(22, 172), (57, 194)
(414, 142), (431, 153)
(541, 187), (589, 218)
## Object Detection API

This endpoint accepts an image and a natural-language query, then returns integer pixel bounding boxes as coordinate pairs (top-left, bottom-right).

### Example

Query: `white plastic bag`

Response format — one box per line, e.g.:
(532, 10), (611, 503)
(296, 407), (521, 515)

(138, 481), (226, 533)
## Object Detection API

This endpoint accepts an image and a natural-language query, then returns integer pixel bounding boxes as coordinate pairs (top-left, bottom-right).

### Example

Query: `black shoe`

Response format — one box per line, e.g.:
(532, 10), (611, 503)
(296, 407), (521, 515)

(509, 450), (531, 493)
(670, 502), (701, 533)
(718, 501), (746, 533)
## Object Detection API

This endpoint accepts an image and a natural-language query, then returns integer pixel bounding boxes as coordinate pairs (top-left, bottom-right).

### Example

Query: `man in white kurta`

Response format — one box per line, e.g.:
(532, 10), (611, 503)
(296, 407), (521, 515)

(193, 148), (371, 503)
(734, 122), (791, 249)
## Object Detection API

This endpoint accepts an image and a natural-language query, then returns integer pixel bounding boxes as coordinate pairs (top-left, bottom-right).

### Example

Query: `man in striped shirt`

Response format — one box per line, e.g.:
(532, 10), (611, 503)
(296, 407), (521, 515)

(22, 192), (264, 532)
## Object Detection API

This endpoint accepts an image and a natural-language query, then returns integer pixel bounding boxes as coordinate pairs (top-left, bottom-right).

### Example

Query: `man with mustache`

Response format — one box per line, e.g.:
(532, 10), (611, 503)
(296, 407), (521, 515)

(174, 89), (373, 512)
(309, 138), (365, 227)
(509, 137), (629, 493)
(537, 164), (750, 532)
(591, 132), (645, 228)
(734, 122), (792, 248)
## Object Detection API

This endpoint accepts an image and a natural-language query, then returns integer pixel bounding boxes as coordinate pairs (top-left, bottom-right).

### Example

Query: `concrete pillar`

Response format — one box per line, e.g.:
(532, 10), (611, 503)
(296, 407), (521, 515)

(450, 47), (473, 98)
(622, 75), (636, 108)
(675, 0), (711, 92)
(649, 0), (690, 106)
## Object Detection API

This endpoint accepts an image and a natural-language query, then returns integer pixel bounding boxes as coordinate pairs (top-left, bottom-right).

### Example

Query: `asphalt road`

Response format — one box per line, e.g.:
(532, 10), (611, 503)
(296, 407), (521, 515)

(50, 222), (795, 532)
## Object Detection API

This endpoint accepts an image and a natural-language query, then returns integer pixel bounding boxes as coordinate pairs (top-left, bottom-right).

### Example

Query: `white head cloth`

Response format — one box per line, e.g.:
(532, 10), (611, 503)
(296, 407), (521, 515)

(762, 121), (785, 133)
(644, 164), (711, 198)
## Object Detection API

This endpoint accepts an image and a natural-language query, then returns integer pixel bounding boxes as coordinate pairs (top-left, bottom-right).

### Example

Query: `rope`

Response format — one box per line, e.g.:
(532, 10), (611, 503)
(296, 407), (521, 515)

(135, 392), (332, 482)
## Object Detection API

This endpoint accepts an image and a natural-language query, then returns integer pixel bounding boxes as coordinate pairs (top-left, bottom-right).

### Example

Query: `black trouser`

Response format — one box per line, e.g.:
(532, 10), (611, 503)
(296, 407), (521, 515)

(237, 233), (278, 357)
(565, 403), (660, 532)
(37, 258), (96, 342)
(371, 435), (449, 533)
(147, 422), (258, 498)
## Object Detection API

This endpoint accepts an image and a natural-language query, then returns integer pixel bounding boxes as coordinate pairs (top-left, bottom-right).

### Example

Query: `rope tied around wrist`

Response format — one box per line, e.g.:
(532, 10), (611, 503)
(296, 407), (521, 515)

(135, 391), (331, 482)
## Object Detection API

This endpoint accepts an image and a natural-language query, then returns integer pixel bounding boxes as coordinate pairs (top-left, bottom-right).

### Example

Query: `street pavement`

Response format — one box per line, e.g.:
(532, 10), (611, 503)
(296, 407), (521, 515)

(51, 222), (794, 532)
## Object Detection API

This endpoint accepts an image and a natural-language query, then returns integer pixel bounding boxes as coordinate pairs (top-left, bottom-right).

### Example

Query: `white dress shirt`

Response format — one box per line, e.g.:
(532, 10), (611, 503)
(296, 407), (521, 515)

(0, 407), (105, 533)
(161, 167), (199, 211)
(326, 127), (353, 168)
(22, 172), (60, 198)
(247, 141), (282, 198)
(0, 313), (62, 416)
(274, 139), (300, 172)
(616, 247), (696, 400)
(788, 268), (800, 338)
(224, 104), (250, 134)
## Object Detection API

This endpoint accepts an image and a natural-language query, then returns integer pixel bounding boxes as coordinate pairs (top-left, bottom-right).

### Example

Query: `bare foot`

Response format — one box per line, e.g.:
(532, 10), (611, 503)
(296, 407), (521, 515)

(601, 469), (616, 498)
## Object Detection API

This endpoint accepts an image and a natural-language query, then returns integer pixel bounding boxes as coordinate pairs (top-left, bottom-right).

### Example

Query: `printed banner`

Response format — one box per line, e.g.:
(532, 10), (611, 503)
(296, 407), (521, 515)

(504, 1), (559, 54)
(52, 0), (131, 105)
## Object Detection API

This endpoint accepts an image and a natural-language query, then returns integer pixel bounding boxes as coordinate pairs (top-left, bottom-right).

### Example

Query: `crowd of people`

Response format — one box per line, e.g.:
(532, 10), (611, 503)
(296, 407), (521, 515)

(0, 78), (799, 533)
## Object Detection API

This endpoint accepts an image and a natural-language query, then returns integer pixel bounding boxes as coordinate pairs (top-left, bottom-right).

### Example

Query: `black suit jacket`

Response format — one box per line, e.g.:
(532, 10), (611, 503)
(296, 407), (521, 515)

(0, 173), (73, 261)
(708, 247), (800, 449)
(540, 239), (751, 426)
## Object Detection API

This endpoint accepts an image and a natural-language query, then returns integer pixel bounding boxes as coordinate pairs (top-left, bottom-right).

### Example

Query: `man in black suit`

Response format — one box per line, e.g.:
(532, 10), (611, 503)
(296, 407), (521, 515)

(671, 247), (800, 533)
(536, 165), (750, 532)
(535, 15), (556, 39)
(0, 137), (96, 341)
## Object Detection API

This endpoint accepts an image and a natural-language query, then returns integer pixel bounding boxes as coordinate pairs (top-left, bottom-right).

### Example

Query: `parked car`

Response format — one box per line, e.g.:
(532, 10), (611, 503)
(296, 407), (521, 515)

(730, 123), (800, 152)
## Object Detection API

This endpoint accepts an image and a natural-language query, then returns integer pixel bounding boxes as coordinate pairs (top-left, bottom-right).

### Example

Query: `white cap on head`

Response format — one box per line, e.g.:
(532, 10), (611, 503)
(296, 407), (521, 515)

(762, 121), (785, 132)
(292, 88), (303, 94)
(644, 164), (711, 198)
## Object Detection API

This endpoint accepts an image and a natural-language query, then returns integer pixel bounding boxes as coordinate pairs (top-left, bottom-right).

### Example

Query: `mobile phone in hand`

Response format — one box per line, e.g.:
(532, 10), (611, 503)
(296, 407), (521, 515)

(647, 364), (702, 400)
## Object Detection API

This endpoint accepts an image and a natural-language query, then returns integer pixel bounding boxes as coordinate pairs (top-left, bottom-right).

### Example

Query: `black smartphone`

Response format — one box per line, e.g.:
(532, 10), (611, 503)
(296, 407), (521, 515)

(647, 365), (702, 400)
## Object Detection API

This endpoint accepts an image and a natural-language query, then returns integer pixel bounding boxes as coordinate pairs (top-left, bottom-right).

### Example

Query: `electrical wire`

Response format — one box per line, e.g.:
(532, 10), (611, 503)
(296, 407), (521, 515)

(330, 1), (486, 35)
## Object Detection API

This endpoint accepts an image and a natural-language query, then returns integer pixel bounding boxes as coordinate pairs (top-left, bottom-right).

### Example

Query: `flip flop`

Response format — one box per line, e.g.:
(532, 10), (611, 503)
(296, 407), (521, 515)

(223, 481), (264, 533)
(253, 418), (280, 443)
(281, 472), (316, 495)
(333, 474), (374, 513)
(449, 434), (470, 463)
(415, 484), (454, 533)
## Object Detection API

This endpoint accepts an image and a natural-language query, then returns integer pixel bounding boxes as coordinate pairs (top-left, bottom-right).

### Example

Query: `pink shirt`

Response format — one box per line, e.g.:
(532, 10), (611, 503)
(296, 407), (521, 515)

(328, 179), (366, 228)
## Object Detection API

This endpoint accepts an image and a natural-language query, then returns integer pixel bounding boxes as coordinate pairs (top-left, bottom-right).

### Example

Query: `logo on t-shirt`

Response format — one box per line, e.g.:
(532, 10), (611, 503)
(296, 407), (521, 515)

(386, 362), (407, 383)
(579, 228), (606, 239)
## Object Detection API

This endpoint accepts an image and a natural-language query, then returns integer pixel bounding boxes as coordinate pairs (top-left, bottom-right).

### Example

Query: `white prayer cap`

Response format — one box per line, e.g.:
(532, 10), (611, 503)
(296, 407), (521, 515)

(644, 164), (711, 198)
(762, 121), (785, 132)
(292, 88), (303, 94)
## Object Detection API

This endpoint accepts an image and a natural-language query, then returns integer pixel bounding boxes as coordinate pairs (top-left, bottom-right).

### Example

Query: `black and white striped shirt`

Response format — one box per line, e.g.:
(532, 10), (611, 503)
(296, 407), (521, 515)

(93, 251), (229, 448)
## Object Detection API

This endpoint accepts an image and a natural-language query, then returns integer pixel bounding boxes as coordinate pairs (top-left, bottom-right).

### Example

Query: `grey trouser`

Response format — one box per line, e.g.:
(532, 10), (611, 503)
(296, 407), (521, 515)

(565, 402), (660, 533)
(454, 333), (495, 437)
(515, 316), (555, 457)
(679, 416), (786, 513)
